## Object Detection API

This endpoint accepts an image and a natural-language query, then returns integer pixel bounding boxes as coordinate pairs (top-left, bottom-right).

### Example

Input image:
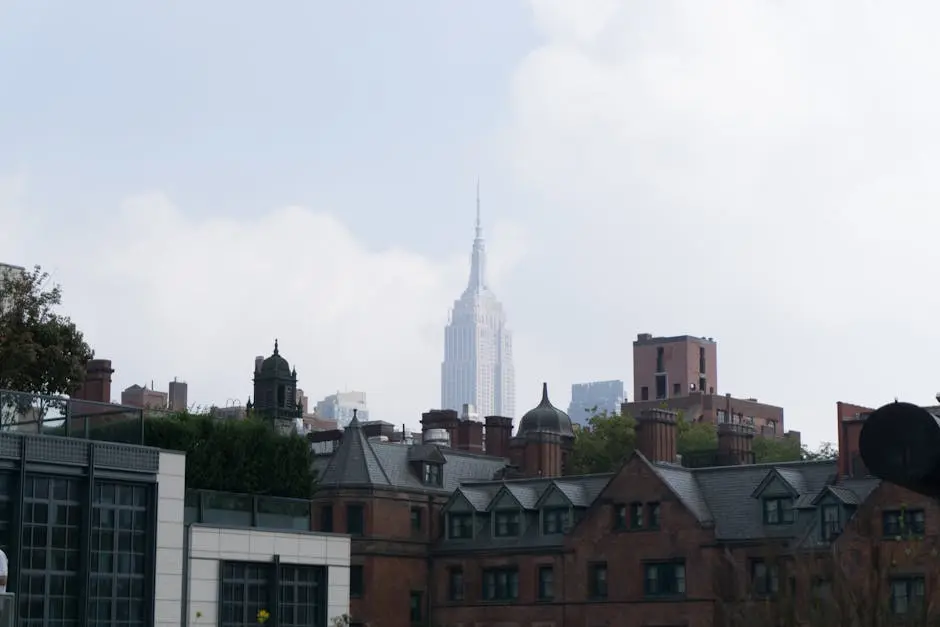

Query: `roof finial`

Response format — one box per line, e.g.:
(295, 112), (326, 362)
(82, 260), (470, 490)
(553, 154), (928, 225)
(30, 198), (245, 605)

(274, 338), (279, 354)
(349, 408), (360, 427)
(541, 382), (550, 405)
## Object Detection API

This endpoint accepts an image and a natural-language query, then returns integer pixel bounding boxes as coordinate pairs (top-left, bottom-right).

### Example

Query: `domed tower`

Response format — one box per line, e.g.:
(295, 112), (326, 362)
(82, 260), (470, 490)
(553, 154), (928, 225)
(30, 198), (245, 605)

(511, 383), (575, 477)
(249, 339), (303, 420)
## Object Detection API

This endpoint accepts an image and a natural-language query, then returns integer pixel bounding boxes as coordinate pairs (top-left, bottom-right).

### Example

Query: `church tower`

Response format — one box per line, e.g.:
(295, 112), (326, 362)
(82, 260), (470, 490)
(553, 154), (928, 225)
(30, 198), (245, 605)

(248, 340), (303, 420)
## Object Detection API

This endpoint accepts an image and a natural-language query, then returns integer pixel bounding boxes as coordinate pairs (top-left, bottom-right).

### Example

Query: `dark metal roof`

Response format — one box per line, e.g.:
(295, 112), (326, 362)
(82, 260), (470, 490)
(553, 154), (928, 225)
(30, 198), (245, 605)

(518, 383), (574, 438)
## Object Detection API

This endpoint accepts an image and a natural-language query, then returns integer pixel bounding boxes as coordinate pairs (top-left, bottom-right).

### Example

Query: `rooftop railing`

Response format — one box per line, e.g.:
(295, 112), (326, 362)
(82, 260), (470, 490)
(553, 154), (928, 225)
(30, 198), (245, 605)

(0, 388), (163, 446)
(185, 488), (313, 531)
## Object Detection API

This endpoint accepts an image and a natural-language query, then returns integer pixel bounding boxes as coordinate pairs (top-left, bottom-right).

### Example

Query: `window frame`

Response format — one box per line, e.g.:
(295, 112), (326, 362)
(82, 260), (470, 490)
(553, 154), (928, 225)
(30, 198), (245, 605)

(883, 508), (926, 538)
(820, 504), (841, 540)
(613, 504), (627, 530)
(410, 506), (423, 534)
(890, 575), (926, 616)
(349, 564), (364, 598)
(481, 567), (519, 602)
(542, 507), (570, 535)
(588, 562), (608, 599)
(643, 560), (687, 598)
(762, 497), (795, 525)
(320, 505), (334, 533)
(346, 503), (365, 537)
(749, 559), (780, 597)
(423, 462), (443, 487)
(647, 502), (661, 529)
(537, 565), (554, 601)
(494, 510), (521, 538)
(447, 513), (473, 540)
(629, 502), (644, 529)
(409, 590), (423, 624)
(447, 567), (464, 602)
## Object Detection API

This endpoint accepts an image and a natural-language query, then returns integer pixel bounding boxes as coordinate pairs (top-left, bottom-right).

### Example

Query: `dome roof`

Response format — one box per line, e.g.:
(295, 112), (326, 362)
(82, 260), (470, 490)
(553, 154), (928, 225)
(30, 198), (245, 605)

(518, 383), (574, 438)
(259, 340), (294, 377)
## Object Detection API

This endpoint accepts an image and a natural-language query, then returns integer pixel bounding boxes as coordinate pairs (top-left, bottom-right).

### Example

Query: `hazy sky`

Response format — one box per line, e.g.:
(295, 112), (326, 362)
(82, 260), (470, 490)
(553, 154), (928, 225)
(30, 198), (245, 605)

(3, 1), (939, 448)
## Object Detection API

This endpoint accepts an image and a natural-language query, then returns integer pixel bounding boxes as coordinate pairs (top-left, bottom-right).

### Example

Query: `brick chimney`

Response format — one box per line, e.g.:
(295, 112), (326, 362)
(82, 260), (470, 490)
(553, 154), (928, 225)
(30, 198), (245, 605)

(454, 420), (484, 453)
(73, 359), (114, 403)
(717, 423), (755, 465)
(836, 401), (873, 477)
(484, 415), (512, 458)
(309, 429), (344, 453)
(635, 408), (678, 463)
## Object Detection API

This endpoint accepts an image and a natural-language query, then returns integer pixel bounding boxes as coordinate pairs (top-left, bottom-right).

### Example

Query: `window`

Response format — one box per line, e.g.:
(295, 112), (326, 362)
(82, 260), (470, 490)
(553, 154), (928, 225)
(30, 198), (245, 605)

(890, 576), (925, 616)
(655, 374), (667, 400)
(494, 511), (521, 537)
(656, 346), (665, 372)
(423, 463), (442, 487)
(89, 482), (152, 627)
(410, 507), (423, 533)
(542, 507), (569, 534)
(750, 559), (779, 597)
(672, 382), (680, 395)
(812, 578), (832, 605)
(821, 504), (841, 540)
(644, 561), (686, 597)
(350, 565), (364, 598)
(448, 513), (473, 539)
(641, 386), (649, 401)
(717, 409), (728, 423)
(699, 346), (706, 372)
(320, 505), (333, 533)
(220, 562), (269, 627)
(279, 564), (326, 627)
(763, 497), (795, 525)
(613, 504), (627, 530)
(699, 377), (706, 393)
(409, 591), (423, 624)
(883, 508), (926, 538)
(346, 504), (364, 536)
(482, 568), (519, 601)
(647, 502), (661, 529)
(21, 476), (82, 627)
(448, 568), (464, 601)
(630, 502), (644, 529)
(588, 563), (608, 599)
(538, 565), (554, 600)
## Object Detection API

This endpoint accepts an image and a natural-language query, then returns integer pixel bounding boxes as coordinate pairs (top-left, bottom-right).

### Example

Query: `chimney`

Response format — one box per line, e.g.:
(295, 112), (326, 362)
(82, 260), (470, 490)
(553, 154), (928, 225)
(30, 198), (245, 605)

(837, 402), (873, 477)
(421, 409), (459, 444)
(635, 408), (678, 463)
(454, 420), (484, 453)
(255, 356), (264, 373)
(485, 415), (513, 458)
(717, 423), (756, 465)
(361, 421), (395, 440)
(74, 359), (115, 403)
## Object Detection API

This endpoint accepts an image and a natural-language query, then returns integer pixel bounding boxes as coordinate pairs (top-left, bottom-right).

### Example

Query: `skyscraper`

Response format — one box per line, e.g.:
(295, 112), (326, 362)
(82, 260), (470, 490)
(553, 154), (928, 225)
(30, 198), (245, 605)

(441, 185), (515, 418)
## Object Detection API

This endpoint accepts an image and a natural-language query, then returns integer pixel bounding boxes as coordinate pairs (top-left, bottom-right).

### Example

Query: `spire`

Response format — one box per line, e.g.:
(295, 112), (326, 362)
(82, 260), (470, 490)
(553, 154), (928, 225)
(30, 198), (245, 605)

(467, 180), (486, 291)
(540, 382), (550, 406)
(274, 338), (279, 355)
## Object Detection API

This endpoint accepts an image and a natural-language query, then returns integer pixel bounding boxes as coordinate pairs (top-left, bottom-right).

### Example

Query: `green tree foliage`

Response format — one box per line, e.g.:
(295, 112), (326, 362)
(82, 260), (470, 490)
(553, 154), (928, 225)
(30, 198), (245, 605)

(0, 265), (93, 396)
(568, 408), (840, 473)
(87, 412), (317, 498)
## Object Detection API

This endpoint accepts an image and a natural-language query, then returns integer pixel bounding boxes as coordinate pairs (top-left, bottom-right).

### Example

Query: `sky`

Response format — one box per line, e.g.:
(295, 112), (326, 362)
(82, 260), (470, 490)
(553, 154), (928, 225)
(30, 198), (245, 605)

(3, 1), (940, 448)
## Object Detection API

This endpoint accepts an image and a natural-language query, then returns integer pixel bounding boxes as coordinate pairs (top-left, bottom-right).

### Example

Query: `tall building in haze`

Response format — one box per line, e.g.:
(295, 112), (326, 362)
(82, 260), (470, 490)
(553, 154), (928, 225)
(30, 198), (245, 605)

(568, 380), (625, 427)
(441, 186), (515, 418)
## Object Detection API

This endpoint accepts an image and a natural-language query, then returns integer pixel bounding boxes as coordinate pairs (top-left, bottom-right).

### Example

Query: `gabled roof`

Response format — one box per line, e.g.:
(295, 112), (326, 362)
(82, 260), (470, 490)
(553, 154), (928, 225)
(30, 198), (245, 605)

(645, 457), (713, 524)
(407, 443), (446, 464)
(750, 467), (806, 499)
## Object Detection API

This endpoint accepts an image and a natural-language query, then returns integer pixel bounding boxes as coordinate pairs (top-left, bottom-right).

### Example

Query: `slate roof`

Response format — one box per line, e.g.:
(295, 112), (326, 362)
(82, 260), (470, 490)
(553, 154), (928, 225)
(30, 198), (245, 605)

(315, 416), (507, 493)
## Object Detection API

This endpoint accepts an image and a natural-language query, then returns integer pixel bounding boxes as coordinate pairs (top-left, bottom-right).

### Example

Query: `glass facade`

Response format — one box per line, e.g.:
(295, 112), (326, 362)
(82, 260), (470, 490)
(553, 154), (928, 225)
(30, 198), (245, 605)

(220, 561), (326, 627)
(0, 470), (155, 627)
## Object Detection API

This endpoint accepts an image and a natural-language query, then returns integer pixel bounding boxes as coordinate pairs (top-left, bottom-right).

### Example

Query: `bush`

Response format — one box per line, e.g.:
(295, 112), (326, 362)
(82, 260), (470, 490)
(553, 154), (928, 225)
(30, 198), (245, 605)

(87, 412), (316, 498)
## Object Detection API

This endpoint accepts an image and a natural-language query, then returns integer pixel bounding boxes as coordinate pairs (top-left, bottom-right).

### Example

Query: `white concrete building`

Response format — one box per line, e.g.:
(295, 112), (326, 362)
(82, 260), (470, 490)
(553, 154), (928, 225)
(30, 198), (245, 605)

(440, 188), (515, 418)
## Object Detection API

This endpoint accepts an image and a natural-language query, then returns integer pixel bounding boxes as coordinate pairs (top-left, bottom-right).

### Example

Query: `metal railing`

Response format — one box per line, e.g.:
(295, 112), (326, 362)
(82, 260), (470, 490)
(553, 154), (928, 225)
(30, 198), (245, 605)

(185, 488), (313, 531)
(0, 388), (157, 445)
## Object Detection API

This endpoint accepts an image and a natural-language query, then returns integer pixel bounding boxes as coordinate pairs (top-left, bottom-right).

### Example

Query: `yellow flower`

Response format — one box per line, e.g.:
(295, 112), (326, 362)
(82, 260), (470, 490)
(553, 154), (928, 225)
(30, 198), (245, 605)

(257, 609), (271, 624)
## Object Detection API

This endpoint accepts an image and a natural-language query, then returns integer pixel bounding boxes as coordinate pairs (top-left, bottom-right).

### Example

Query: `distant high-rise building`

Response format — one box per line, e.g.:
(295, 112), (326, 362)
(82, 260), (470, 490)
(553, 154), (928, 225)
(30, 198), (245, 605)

(633, 333), (718, 402)
(441, 185), (515, 418)
(316, 391), (369, 427)
(168, 378), (188, 411)
(567, 380), (625, 426)
(0, 262), (25, 310)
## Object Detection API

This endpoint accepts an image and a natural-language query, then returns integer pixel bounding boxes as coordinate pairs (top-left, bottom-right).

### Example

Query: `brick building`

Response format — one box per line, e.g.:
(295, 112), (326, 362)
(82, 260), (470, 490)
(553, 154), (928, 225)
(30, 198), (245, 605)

(311, 384), (939, 626)
(625, 333), (790, 438)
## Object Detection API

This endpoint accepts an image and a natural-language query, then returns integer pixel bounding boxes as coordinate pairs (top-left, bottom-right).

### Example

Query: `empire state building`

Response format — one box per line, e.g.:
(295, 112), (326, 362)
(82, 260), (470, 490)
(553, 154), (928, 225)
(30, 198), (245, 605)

(441, 188), (516, 419)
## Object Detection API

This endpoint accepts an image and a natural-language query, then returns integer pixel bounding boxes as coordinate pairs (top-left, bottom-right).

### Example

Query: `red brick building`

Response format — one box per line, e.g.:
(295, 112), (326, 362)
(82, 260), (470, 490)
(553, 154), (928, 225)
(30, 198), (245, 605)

(312, 385), (939, 627)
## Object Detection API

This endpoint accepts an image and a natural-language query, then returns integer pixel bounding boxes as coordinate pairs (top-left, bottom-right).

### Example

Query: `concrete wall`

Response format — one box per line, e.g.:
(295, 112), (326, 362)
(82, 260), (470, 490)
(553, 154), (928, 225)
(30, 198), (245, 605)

(187, 526), (351, 625)
(155, 451), (187, 627)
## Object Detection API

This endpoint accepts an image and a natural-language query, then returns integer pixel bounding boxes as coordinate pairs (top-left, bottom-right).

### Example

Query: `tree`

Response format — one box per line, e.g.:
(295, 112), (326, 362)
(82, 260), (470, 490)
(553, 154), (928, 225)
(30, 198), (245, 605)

(802, 441), (838, 461)
(753, 435), (803, 463)
(677, 414), (717, 454)
(567, 410), (636, 475)
(0, 265), (93, 397)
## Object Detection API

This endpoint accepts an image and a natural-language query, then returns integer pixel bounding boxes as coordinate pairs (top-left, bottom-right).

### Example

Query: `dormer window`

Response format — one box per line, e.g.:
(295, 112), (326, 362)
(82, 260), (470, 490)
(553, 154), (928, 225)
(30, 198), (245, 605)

(423, 462), (443, 486)
(494, 511), (521, 537)
(542, 507), (569, 535)
(821, 504), (841, 541)
(763, 497), (794, 525)
(448, 513), (473, 539)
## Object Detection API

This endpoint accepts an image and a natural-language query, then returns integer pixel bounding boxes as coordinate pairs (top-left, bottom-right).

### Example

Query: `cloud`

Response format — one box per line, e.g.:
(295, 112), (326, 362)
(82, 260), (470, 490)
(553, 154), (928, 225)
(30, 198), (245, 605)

(501, 1), (940, 444)
(0, 187), (524, 425)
